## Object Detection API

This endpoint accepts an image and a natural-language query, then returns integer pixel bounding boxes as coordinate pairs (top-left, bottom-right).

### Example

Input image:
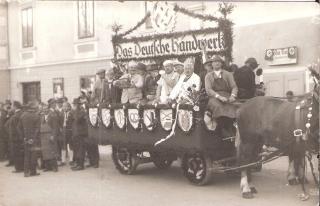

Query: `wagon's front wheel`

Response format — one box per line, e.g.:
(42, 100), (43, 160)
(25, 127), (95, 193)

(112, 146), (138, 175)
(182, 152), (213, 186)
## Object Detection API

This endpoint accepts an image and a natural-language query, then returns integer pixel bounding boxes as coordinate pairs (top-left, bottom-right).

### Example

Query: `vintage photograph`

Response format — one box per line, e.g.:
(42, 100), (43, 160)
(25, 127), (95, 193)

(0, 0), (319, 206)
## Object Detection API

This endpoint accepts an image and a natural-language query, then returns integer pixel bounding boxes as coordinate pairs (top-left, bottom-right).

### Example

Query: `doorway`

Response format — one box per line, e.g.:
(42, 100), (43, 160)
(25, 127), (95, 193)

(22, 82), (41, 104)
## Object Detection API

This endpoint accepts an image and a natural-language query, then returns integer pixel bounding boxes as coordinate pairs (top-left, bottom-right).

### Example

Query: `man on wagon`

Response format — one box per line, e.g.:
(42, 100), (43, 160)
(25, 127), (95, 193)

(205, 55), (238, 137)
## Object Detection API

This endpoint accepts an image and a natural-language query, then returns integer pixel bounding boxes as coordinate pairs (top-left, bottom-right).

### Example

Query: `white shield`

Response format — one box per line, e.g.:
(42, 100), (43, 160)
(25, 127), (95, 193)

(101, 108), (111, 128)
(160, 109), (173, 131)
(128, 109), (140, 129)
(203, 111), (217, 131)
(88, 108), (98, 127)
(114, 109), (126, 129)
(143, 109), (156, 131)
(177, 110), (193, 132)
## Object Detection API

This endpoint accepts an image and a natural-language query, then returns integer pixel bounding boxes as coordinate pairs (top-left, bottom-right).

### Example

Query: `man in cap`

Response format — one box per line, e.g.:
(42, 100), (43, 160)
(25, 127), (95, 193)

(200, 57), (214, 89)
(168, 57), (201, 104)
(234, 57), (259, 99)
(205, 55), (238, 137)
(18, 100), (41, 177)
(143, 63), (159, 103)
(9, 101), (25, 172)
(154, 60), (180, 104)
(71, 98), (88, 171)
(115, 61), (145, 104)
(91, 69), (106, 104)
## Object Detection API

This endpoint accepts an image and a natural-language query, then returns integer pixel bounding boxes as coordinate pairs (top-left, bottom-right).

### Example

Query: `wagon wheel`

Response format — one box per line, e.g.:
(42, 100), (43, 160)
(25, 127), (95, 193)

(150, 152), (176, 169)
(182, 152), (213, 186)
(112, 146), (138, 175)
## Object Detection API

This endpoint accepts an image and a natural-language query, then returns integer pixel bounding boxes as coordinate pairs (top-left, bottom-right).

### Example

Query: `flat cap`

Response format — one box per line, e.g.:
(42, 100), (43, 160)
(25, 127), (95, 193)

(245, 57), (259, 67)
(47, 98), (56, 106)
(96, 69), (106, 75)
(163, 60), (174, 67)
(211, 55), (224, 63)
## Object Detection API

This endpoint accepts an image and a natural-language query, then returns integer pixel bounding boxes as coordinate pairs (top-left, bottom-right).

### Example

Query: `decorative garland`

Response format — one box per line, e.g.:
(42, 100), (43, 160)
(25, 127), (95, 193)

(111, 3), (234, 63)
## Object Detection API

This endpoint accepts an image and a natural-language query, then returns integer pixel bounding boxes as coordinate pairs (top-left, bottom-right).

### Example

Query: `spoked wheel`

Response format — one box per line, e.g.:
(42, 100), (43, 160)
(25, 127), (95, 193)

(182, 152), (213, 186)
(112, 146), (138, 175)
(150, 152), (176, 169)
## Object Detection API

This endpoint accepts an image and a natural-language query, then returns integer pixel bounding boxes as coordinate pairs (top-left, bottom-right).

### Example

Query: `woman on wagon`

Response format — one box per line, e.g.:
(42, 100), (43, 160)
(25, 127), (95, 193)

(205, 55), (238, 137)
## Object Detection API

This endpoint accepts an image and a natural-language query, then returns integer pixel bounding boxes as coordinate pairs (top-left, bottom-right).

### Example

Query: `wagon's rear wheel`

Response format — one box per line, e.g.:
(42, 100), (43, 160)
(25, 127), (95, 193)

(182, 152), (213, 186)
(150, 152), (176, 169)
(112, 146), (138, 175)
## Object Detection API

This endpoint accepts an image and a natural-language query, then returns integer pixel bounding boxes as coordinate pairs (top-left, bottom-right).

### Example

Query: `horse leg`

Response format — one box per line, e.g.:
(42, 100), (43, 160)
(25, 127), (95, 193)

(288, 153), (300, 185)
(296, 156), (308, 184)
(240, 169), (254, 198)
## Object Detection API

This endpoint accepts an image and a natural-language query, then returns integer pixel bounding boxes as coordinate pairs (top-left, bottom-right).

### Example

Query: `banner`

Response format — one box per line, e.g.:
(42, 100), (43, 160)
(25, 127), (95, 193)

(115, 31), (225, 60)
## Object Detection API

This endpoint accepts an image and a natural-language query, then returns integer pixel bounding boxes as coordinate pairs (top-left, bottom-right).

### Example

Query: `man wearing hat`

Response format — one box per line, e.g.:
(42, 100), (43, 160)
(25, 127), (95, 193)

(173, 60), (184, 76)
(91, 69), (106, 104)
(143, 63), (159, 103)
(71, 98), (88, 171)
(18, 100), (41, 177)
(102, 66), (122, 105)
(200, 56), (214, 89)
(155, 60), (180, 104)
(234, 57), (259, 99)
(115, 61), (145, 104)
(205, 55), (238, 137)
(168, 57), (201, 104)
(8, 101), (25, 172)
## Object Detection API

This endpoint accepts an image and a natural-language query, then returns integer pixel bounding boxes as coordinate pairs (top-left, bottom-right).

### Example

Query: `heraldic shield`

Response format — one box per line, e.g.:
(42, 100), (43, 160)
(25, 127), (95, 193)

(128, 109), (140, 129)
(177, 109), (193, 132)
(88, 108), (98, 127)
(160, 109), (173, 131)
(203, 110), (217, 131)
(101, 108), (111, 128)
(143, 109), (156, 131)
(114, 109), (126, 129)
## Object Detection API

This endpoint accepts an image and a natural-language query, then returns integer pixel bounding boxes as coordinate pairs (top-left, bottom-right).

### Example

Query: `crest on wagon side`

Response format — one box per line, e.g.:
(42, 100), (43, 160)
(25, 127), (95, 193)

(88, 108), (98, 127)
(160, 109), (173, 131)
(101, 108), (112, 128)
(114, 109), (126, 129)
(203, 110), (217, 131)
(128, 109), (140, 129)
(177, 109), (193, 132)
(143, 109), (156, 131)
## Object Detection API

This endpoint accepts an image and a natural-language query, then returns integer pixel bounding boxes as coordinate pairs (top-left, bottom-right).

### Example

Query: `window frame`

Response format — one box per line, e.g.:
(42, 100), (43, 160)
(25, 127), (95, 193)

(21, 7), (33, 48)
(77, 0), (95, 39)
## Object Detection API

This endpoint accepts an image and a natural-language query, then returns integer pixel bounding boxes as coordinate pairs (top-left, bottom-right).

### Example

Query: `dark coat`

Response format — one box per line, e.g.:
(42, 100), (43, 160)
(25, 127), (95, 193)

(72, 107), (88, 138)
(18, 109), (41, 148)
(40, 113), (59, 160)
(8, 110), (24, 142)
(62, 111), (73, 144)
(233, 66), (256, 99)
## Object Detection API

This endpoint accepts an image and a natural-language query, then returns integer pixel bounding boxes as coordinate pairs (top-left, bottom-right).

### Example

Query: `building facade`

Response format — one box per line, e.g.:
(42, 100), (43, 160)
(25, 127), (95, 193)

(5, 1), (320, 103)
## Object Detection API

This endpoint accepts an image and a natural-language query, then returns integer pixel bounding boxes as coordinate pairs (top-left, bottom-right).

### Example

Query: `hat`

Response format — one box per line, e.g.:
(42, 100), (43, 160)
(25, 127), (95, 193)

(146, 63), (158, 71)
(27, 101), (38, 110)
(56, 98), (64, 104)
(13, 101), (22, 109)
(72, 98), (80, 105)
(245, 57), (259, 68)
(163, 60), (174, 67)
(173, 60), (184, 67)
(96, 69), (106, 75)
(47, 98), (56, 106)
(129, 62), (146, 72)
(210, 55), (224, 63)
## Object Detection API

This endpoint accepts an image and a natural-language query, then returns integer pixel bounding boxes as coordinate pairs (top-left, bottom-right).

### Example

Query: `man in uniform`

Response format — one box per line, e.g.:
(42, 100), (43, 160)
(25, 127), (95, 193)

(9, 101), (24, 172)
(71, 98), (88, 171)
(18, 101), (41, 177)
(233, 57), (259, 99)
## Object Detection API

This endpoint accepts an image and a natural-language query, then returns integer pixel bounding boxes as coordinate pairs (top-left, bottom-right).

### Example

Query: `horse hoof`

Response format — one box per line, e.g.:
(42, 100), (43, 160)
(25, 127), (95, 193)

(288, 179), (299, 185)
(250, 187), (258, 194)
(242, 192), (254, 199)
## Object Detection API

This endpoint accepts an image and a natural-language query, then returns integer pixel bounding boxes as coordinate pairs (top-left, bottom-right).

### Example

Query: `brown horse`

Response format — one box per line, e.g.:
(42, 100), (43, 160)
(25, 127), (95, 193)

(236, 71), (319, 199)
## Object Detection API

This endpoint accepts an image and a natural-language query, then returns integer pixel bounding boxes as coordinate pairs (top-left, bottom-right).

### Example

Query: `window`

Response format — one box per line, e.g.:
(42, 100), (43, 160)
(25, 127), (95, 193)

(77, 0), (94, 39)
(145, 2), (153, 29)
(21, 7), (33, 48)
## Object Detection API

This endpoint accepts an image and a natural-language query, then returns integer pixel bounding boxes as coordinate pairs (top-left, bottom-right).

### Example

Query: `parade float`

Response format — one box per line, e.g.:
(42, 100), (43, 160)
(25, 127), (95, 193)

(87, 2), (250, 185)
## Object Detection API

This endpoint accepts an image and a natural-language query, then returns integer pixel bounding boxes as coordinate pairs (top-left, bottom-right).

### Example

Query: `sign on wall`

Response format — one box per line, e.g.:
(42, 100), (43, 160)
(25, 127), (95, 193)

(53, 78), (64, 98)
(265, 46), (298, 66)
(115, 30), (225, 60)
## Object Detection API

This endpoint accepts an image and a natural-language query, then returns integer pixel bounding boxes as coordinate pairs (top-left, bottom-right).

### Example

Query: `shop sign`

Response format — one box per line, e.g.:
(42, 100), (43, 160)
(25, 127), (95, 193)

(265, 46), (297, 65)
(115, 31), (225, 60)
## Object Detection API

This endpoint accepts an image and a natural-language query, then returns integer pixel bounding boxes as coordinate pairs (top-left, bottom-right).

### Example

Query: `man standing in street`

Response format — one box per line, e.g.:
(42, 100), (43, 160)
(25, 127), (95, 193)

(9, 101), (25, 173)
(18, 101), (41, 177)
(71, 98), (88, 171)
(233, 57), (259, 99)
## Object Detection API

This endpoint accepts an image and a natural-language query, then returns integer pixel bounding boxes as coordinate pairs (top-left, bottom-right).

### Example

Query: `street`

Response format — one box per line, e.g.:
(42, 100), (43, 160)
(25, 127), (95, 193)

(0, 146), (318, 206)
